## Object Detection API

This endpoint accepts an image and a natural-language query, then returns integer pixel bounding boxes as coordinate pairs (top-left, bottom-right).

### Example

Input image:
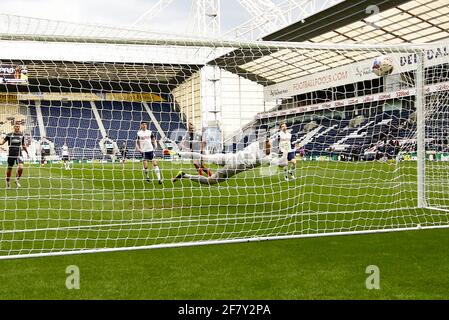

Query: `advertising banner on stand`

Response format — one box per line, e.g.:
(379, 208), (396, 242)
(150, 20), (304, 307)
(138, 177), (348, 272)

(0, 65), (28, 85)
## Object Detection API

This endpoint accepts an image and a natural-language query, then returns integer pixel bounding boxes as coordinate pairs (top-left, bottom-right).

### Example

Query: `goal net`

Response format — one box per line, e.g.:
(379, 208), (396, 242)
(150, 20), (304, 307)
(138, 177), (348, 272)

(0, 15), (448, 259)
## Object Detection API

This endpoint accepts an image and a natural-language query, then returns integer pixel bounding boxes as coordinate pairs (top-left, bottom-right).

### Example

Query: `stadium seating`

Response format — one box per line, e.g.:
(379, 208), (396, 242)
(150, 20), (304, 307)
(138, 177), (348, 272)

(40, 101), (103, 157)
(27, 100), (186, 159)
(240, 105), (420, 159)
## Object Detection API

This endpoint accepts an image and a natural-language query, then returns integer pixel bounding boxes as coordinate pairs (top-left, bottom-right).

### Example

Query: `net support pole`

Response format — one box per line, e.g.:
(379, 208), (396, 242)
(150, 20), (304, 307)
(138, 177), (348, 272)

(143, 102), (167, 140)
(34, 100), (47, 138)
(416, 49), (426, 209)
(90, 101), (107, 138)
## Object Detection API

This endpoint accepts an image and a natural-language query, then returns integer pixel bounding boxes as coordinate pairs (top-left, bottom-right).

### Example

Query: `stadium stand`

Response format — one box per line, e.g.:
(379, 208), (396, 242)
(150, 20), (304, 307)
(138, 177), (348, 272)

(225, 99), (423, 161)
(21, 99), (187, 160)
(39, 101), (103, 159)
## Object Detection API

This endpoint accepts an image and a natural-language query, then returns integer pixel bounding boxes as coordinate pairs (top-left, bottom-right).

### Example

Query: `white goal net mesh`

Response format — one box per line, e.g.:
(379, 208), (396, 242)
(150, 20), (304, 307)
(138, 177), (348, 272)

(0, 15), (448, 258)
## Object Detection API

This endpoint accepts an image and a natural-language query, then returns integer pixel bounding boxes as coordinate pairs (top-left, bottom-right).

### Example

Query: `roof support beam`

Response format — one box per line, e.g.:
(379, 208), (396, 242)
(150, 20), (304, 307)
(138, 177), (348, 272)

(263, 0), (411, 42)
(210, 0), (411, 85)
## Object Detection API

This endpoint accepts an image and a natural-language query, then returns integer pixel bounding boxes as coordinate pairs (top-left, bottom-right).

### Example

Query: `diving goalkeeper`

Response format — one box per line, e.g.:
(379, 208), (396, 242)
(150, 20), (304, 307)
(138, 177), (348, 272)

(172, 139), (284, 185)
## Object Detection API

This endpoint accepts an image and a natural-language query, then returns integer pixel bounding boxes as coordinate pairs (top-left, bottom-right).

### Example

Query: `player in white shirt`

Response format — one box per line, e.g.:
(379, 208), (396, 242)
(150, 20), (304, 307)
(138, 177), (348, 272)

(278, 122), (297, 181)
(172, 138), (283, 185)
(136, 122), (162, 184)
(61, 143), (71, 170)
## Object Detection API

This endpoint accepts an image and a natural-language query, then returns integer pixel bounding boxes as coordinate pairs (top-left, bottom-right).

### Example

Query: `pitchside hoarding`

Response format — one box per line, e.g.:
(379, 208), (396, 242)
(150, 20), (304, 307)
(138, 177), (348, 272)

(264, 45), (449, 102)
(257, 81), (449, 119)
(0, 65), (29, 85)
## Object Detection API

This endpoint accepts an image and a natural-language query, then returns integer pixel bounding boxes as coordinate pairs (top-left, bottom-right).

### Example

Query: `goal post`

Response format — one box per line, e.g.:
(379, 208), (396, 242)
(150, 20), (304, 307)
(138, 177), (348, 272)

(416, 49), (426, 209)
(0, 25), (448, 259)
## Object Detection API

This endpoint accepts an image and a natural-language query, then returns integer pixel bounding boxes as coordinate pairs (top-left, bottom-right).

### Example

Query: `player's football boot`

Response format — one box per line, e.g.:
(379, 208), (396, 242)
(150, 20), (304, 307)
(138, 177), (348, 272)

(172, 171), (185, 183)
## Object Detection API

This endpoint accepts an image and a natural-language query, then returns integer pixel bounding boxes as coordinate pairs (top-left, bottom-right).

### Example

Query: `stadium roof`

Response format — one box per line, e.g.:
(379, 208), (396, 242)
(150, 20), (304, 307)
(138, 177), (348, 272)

(0, 14), (207, 92)
(0, 59), (201, 93)
(211, 0), (449, 86)
(2, 0), (449, 92)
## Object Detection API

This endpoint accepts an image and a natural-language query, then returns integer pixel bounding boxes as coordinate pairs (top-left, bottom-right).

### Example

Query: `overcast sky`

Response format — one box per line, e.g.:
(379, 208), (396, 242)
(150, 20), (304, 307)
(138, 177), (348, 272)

(1, 0), (252, 34)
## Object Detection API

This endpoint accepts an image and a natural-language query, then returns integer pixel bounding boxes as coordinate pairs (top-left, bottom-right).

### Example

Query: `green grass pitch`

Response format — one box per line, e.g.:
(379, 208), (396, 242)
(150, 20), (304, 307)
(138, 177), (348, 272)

(0, 160), (448, 299)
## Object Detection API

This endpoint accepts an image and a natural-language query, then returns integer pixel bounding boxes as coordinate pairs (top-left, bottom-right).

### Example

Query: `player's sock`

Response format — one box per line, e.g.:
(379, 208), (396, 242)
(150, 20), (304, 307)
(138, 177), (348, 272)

(6, 171), (11, 188)
(17, 167), (23, 179)
(153, 166), (162, 183)
(290, 164), (296, 178)
(199, 166), (209, 177)
(284, 167), (289, 180)
(143, 169), (150, 182)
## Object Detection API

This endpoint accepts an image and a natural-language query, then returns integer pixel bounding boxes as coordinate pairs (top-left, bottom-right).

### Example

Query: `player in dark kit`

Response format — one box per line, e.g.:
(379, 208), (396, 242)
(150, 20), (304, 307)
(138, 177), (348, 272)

(119, 142), (128, 167)
(40, 137), (51, 166)
(0, 123), (29, 189)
